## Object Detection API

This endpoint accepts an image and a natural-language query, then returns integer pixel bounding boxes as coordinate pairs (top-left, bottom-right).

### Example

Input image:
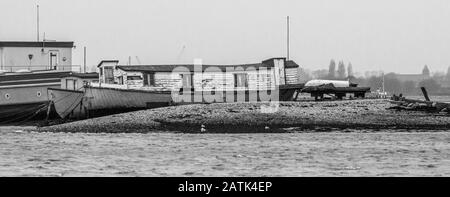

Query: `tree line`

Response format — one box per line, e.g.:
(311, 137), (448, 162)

(297, 59), (450, 95)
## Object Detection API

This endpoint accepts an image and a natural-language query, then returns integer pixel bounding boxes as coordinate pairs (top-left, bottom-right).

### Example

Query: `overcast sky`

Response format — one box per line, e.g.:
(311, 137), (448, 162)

(1, 0), (449, 74)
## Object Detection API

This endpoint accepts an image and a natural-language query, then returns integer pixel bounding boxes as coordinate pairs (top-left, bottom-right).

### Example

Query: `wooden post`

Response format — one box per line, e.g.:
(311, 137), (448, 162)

(421, 87), (431, 101)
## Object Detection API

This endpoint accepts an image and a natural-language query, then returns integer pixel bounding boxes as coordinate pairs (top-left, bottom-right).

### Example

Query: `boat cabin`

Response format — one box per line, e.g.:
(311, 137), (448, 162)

(95, 57), (300, 92)
(0, 41), (75, 72)
(60, 72), (99, 91)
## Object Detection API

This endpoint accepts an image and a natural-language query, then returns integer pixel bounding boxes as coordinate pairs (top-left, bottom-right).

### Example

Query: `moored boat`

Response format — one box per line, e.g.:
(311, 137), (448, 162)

(0, 40), (80, 122)
(49, 85), (173, 119)
(0, 70), (73, 122)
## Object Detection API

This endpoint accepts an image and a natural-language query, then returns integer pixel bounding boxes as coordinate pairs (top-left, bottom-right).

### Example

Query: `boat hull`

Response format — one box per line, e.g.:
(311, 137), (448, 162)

(0, 71), (70, 123)
(50, 83), (304, 119)
(50, 87), (173, 119)
(0, 101), (51, 123)
(48, 88), (86, 119)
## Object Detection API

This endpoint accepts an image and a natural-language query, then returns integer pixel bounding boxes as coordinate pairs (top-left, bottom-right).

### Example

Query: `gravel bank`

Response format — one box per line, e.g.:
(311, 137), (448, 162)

(38, 99), (450, 133)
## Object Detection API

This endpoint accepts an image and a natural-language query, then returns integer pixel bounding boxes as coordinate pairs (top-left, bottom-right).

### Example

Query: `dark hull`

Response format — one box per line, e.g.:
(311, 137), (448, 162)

(0, 71), (72, 123)
(0, 101), (55, 123)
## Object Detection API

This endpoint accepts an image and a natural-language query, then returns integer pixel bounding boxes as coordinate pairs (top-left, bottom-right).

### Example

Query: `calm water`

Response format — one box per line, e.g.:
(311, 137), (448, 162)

(0, 126), (449, 177)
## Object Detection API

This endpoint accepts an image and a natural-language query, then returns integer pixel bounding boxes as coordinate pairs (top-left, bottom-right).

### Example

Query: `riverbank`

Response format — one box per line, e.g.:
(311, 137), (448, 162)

(36, 99), (450, 133)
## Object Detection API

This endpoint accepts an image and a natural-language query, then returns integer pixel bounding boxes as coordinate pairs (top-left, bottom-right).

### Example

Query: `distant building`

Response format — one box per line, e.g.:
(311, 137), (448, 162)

(394, 74), (430, 83)
(437, 79), (450, 88)
(0, 41), (74, 72)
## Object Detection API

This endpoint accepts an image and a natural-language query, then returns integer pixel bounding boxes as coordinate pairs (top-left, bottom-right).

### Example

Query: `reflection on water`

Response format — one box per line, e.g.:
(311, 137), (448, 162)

(0, 127), (449, 177)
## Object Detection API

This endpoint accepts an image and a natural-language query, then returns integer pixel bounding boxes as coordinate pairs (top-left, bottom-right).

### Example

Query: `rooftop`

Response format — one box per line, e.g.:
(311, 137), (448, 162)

(0, 41), (74, 48)
(114, 60), (300, 72)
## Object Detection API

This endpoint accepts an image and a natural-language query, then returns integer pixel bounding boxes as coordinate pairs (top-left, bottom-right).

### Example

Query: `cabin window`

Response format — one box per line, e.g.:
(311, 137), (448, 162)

(234, 73), (248, 88)
(181, 74), (194, 88)
(104, 67), (114, 84)
(66, 79), (74, 90)
(143, 73), (156, 86)
(66, 79), (77, 90)
(118, 76), (124, 85)
(127, 76), (142, 80)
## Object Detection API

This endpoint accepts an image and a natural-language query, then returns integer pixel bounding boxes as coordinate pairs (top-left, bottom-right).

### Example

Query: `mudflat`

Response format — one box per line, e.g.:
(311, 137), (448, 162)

(38, 99), (450, 133)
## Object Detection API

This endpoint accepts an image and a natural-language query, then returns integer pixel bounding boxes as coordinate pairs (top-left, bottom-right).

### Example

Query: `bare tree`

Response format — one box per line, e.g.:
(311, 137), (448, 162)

(347, 62), (354, 78)
(328, 59), (336, 79)
(337, 61), (346, 79)
(446, 66), (450, 81)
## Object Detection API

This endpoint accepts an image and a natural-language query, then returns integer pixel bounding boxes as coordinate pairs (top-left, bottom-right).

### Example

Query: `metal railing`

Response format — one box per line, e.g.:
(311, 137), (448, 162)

(0, 65), (82, 73)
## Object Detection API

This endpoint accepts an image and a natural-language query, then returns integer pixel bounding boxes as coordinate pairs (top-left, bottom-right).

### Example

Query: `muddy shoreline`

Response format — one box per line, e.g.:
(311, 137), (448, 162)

(34, 99), (450, 133)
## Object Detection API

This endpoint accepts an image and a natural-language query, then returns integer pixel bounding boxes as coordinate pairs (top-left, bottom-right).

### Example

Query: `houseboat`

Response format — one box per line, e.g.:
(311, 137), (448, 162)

(0, 41), (80, 122)
(50, 57), (304, 119)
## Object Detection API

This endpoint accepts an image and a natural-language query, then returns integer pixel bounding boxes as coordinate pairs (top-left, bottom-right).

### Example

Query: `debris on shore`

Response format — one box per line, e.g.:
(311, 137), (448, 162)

(389, 88), (450, 114)
(37, 99), (450, 133)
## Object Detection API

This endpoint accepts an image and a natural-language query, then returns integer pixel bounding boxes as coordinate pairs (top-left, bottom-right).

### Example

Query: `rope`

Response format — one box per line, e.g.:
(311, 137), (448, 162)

(0, 87), (85, 123)
(16, 103), (50, 123)
(50, 86), (85, 104)
(59, 93), (85, 118)
(0, 102), (48, 124)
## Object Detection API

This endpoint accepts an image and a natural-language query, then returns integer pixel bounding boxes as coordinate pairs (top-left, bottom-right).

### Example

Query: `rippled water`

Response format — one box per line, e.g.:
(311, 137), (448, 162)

(0, 126), (449, 177)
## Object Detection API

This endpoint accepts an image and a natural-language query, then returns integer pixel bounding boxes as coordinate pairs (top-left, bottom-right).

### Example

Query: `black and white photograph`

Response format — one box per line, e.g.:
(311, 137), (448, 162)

(0, 0), (449, 189)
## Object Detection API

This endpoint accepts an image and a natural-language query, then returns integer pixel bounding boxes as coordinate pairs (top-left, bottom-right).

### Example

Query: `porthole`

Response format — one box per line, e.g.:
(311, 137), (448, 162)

(5, 93), (11, 100)
(37, 91), (42, 97)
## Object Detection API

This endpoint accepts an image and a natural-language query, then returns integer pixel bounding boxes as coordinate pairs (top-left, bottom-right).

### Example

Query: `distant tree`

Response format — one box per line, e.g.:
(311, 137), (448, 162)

(418, 78), (441, 93)
(328, 59), (336, 79)
(422, 65), (430, 77)
(384, 75), (402, 94)
(364, 70), (383, 78)
(337, 61), (346, 79)
(347, 62), (354, 78)
(432, 72), (445, 82)
(385, 72), (397, 79)
(350, 77), (367, 87)
(401, 81), (417, 95)
(297, 67), (312, 83)
(446, 66), (450, 80)
(367, 76), (383, 91)
(312, 69), (329, 79)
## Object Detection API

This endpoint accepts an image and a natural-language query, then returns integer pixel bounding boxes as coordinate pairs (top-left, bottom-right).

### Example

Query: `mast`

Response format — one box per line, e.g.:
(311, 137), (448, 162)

(84, 47), (87, 73)
(287, 16), (290, 61)
(37, 4), (40, 41)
